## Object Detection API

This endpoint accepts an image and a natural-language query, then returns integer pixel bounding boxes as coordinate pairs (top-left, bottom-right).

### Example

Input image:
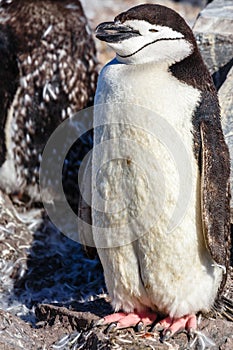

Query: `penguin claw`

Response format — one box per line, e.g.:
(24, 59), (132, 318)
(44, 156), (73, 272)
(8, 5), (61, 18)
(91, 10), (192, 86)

(94, 312), (214, 348)
(105, 322), (118, 333)
(155, 314), (197, 341)
(161, 329), (172, 342)
(135, 321), (145, 332)
(95, 310), (157, 330)
(97, 312), (128, 326)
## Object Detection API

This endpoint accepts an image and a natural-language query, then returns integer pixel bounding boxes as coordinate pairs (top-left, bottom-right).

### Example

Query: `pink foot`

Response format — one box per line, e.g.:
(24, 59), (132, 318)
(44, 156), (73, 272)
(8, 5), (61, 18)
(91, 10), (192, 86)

(97, 310), (157, 330)
(155, 314), (197, 341)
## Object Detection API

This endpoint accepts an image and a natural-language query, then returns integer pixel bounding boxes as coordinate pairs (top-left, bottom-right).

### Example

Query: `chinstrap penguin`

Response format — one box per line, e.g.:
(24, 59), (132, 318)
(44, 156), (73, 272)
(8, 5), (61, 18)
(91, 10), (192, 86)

(79, 3), (231, 341)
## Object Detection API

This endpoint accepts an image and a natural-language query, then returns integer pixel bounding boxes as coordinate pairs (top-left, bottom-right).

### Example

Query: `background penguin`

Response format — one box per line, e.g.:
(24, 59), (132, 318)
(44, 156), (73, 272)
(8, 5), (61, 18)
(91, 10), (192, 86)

(79, 3), (232, 340)
(0, 0), (98, 205)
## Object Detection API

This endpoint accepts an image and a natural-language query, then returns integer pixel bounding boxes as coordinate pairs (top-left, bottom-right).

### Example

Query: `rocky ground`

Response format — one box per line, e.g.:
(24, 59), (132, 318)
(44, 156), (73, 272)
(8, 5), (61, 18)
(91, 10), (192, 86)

(0, 0), (233, 349)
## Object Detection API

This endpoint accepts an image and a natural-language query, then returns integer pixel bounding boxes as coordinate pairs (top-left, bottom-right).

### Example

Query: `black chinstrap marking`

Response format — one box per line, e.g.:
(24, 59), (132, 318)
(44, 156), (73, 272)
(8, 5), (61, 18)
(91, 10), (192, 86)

(118, 37), (184, 58)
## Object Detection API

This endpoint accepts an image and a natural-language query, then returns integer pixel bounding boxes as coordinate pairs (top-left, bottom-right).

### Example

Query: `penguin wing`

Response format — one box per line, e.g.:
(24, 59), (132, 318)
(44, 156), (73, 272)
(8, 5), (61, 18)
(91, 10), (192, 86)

(199, 92), (231, 275)
(78, 152), (97, 259)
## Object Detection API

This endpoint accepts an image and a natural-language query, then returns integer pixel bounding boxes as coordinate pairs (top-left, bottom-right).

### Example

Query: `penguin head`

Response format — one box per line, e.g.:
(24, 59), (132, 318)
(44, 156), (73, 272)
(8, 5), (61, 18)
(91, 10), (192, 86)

(96, 4), (196, 65)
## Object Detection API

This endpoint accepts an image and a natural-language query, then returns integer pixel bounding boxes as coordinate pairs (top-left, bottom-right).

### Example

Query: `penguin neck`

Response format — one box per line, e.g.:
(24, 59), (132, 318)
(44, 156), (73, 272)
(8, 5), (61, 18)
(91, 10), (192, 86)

(113, 56), (169, 72)
(169, 47), (215, 92)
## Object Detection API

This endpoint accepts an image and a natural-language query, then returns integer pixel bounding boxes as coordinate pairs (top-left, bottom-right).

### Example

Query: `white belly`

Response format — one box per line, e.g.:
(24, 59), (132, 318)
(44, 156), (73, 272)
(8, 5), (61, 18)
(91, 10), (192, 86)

(92, 60), (222, 317)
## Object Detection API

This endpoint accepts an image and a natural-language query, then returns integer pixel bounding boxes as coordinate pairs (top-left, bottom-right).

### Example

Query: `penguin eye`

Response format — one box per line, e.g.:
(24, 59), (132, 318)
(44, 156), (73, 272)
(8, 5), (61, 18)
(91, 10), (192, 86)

(149, 29), (158, 33)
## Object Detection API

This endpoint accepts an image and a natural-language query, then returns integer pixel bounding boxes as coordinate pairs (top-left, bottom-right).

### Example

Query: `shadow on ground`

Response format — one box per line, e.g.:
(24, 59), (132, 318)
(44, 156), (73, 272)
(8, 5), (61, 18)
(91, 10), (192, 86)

(12, 213), (105, 318)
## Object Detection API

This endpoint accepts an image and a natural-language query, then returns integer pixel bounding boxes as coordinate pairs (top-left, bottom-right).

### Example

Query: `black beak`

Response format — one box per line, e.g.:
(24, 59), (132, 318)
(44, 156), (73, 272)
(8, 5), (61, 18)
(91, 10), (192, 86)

(95, 21), (141, 43)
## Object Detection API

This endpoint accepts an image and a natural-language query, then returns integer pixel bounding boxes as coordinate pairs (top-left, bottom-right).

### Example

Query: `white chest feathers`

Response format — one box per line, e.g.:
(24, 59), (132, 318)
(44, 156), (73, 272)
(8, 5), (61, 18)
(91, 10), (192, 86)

(95, 59), (201, 131)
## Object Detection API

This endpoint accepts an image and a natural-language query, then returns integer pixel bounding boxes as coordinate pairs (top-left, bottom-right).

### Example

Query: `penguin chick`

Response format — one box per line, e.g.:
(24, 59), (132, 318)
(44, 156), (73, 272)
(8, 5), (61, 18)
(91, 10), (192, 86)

(0, 0), (97, 203)
(87, 4), (231, 339)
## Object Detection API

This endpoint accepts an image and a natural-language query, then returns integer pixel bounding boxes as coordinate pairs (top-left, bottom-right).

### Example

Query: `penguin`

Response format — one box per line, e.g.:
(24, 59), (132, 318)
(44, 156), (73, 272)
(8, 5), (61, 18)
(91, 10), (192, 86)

(79, 4), (231, 340)
(0, 0), (97, 203)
